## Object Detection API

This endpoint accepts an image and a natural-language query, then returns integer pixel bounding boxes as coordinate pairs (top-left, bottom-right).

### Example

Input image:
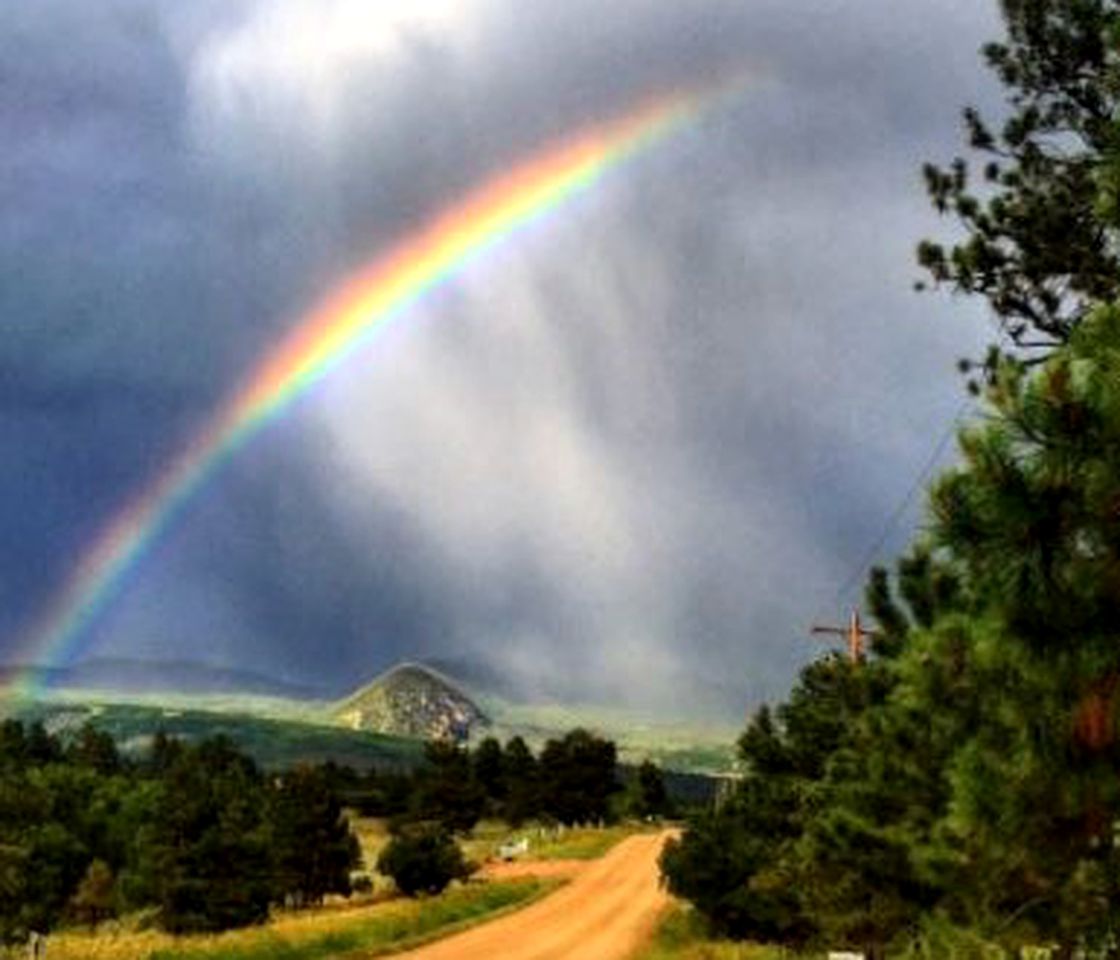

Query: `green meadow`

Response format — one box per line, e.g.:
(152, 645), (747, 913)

(2, 688), (737, 774)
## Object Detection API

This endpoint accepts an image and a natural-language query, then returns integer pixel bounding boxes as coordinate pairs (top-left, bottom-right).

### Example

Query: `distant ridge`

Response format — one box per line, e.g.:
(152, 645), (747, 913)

(334, 661), (489, 741)
(0, 657), (330, 701)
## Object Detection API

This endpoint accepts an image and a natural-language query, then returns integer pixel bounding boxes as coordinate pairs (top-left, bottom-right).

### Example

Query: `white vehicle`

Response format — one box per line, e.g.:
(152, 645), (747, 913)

(497, 837), (530, 861)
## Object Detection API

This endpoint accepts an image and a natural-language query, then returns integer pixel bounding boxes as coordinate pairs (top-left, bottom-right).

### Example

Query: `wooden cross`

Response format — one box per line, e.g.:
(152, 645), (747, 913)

(810, 609), (877, 664)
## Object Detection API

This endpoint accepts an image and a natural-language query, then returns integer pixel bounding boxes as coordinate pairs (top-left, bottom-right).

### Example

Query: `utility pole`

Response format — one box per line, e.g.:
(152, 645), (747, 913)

(810, 609), (877, 664)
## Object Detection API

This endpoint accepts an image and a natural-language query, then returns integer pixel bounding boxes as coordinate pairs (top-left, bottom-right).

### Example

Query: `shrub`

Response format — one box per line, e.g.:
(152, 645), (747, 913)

(376, 824), (472, 897)
(69, 859), (116, 927)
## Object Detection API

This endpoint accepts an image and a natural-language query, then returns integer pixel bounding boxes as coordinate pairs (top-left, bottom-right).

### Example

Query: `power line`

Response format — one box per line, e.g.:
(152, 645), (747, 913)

(835, 399), (973, 605)
(835, 260), (1028, 607)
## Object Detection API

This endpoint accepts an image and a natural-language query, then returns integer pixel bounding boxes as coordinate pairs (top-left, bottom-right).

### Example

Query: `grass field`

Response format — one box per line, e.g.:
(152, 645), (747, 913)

(347, 817), (507, 877)
(29, 877), (560, 960)
(526, 823), (648, 860)
(349, 817), (642, 875)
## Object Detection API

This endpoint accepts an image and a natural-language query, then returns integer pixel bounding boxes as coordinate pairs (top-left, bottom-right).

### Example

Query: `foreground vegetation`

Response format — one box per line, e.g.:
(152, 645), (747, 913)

(662, 3), (1120, 957)
(0, 723), (362, 944)
(28, 876), (558, 960)
(0, 711), (664, 950)
(639, 907), (793, 960)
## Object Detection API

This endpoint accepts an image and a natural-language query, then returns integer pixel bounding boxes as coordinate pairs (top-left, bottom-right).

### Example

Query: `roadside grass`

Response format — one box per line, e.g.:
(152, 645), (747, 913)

(348, 816), (395, 893)
(638, 904), (807, 960)
(528, 823), (647, 860)
(33, 877), (560, 960)
(347, 817), (529, 874)
(459, 819), (517, 864)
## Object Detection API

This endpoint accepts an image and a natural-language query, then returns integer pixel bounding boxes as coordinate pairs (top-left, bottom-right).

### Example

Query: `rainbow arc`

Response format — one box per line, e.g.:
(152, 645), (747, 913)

(6, 85), (733, 700)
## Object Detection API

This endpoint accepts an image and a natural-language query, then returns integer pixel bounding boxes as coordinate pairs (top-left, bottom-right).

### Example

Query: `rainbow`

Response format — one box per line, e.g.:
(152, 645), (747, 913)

(5, 86), (726, 701)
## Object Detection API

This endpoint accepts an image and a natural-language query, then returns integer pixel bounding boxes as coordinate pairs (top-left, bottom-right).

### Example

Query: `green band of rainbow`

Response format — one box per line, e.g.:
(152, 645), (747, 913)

(5, 85), (729, 702)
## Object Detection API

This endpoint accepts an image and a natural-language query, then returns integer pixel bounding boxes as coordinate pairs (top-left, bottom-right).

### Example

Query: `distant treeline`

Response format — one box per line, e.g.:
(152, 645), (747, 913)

(326, 729), (678, 831)
(11, 701), (423, 772)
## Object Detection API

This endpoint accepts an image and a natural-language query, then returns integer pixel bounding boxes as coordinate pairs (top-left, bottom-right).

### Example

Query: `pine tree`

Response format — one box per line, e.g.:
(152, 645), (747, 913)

(411, 740), (486, 833)
(68, 723), (120, 775)
(270, 766), (361, 907)
(920, 307), (1120, 946)
(501, 736), (540, 827)
(630, 760), (670, 820)
(918, 0), (1120, 369)
(472, 737), (507, 815)
(662, 657), (874, 944)
(538, 729), (618, 826)
(142, 737), (273, 933)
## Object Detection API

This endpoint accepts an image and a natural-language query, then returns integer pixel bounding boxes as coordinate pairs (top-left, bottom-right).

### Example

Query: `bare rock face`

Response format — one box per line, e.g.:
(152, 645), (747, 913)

(334, 662), (488, 741)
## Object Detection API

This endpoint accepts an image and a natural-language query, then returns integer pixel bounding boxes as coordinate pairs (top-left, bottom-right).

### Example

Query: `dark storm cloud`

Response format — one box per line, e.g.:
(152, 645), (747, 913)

(3, 0), (1004, 712)
(1, 0), (207, 639)
(0, 0), (355, 640)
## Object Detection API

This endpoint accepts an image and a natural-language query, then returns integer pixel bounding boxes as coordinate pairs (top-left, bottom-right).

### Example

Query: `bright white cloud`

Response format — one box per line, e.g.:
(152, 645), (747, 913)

(314, 233), (678, 685)
(305, 197), (848, 707)
(187, 0), (475, 151)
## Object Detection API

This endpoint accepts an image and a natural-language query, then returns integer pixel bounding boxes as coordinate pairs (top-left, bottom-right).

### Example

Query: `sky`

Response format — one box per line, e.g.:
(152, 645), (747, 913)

(2, 0), (1005, 717)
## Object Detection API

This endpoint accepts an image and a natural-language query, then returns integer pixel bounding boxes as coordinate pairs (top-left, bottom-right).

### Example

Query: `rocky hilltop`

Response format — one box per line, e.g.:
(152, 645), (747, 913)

(333, 662), (489, 741)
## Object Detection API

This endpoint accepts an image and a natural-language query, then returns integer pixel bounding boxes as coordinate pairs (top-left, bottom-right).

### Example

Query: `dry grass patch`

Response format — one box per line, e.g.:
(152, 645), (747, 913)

(347, 816), (643, 868)
(30, 877), (559, 960)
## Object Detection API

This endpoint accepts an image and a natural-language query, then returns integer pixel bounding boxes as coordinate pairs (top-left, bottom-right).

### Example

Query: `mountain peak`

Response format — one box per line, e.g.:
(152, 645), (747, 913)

(334, 661), (489, 741)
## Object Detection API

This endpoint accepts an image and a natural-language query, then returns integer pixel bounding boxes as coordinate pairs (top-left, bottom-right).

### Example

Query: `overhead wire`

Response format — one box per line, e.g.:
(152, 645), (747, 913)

(834, 398), (974, 605)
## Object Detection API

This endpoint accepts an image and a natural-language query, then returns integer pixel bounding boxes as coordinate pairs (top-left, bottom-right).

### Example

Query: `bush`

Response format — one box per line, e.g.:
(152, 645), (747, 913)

(660, 803), (807, 944)
(376, 824), (473, 897)
(69, 859), (116, 927)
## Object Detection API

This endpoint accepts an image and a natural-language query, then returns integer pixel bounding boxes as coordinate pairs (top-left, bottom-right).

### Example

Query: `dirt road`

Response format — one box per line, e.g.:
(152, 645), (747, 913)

(478, 859), (587, 882)
(391, 830), (675, 960)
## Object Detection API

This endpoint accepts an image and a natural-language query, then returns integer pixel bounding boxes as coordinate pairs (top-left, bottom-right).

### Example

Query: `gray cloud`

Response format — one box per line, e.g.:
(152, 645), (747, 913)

(3, 0), (1004, 714)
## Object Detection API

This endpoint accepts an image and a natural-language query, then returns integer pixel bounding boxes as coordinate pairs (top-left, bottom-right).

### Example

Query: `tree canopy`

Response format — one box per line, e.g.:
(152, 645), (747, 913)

(918, 0), (1120, 370)
(665, 4), (1120, 955)
(0, 725), (364, 943)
